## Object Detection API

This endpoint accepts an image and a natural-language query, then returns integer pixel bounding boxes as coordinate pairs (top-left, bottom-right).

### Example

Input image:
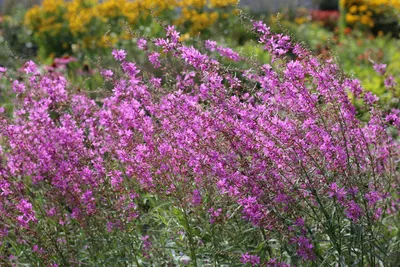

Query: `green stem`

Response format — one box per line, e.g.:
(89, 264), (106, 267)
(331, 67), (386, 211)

(182, 208), (197, 266)
(339, 0), (346, 42)
(212, 224), (218, 266)
(260, 228), (272, 258)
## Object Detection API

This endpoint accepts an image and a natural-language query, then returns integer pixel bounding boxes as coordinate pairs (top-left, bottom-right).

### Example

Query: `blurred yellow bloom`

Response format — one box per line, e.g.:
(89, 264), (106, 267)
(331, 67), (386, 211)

(346, 13), (359, 24)
(359, 5), (368, 12)
(42, 0), (64, 13)
(295, 17), (307, 25)
(349, 5), (358, 13)
(179, 33), (191, 41)
(360, 14), (374, 26)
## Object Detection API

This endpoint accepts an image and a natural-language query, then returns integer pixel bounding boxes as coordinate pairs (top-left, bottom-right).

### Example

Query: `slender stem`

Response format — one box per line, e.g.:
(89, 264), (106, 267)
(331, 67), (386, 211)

(212, 224), (218, 266)
(339, 0), (346, 42)
(182, 208), (198, 266)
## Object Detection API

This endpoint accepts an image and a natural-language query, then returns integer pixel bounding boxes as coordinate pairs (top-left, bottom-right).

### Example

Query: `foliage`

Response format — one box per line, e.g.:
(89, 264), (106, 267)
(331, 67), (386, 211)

(336, 31), (400, 109)
(344, 0), (400, 34)
(0, 20), (399, 266)
(0, 4), (37, 63)
(23, 0), (238, 59)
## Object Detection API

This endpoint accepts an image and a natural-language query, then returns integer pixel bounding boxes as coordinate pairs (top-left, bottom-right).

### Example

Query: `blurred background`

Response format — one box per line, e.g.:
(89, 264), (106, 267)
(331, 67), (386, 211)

(0, 0), (399, 112)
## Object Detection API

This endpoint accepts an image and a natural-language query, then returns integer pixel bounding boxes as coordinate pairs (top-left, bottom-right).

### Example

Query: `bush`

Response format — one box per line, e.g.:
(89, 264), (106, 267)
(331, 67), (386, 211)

(0, 4), (37, 64)
(0, 20), (399, 266)
(333, 31), (400, 112)
(345, 0), (400, 35)
(23, 0), (238, 59)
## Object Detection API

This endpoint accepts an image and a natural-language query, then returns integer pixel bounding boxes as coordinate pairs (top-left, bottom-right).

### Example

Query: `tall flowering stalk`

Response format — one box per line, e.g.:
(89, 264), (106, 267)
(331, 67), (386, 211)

(0, 21), (399, 266)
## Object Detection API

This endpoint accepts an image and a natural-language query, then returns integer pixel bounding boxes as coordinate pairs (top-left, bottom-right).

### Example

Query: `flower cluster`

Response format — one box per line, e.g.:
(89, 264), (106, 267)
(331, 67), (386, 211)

(0, 21), (398, 266)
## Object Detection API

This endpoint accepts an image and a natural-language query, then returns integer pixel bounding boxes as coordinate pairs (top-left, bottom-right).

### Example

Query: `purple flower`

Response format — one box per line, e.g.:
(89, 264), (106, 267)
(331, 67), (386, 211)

(239, 197), (265, 226)
(345, 200), (363, 222)
(179, 46), (211, 71)
(253, 20), (270, 34)
(24, 60), (38, 74)
(191, 189), (202, 206)
(109, 170), (123, 188)
(328, 183), (347, 203)
(150, 77), (162, 87)
(112, 49), (127, 61)
(101, 69), (114, 80)
(148, 52), (161, 68)
(205, 40), (240, 61)
(54, 56), (77, 65)
(365, 191), (381, 206)
(241, 253), (260, 266)
(16, 199), (36, 228)
(374, 207), (383, 220)
(0, 21), (397, 264)
(384, 75), (396, 88)
(141, 235), (152, 250)
(154, 38), (176, 53)
(216, 46), (240, 61)
(166, 25), (180, 43)
(348, 187), (359, 196)
(346, 79), (363, 97)
(205, 40), (217, 51)
(137, 38), (148, 50)
(122, 62), (140, 76)
(12, 80), (26, 94)
(294, 217), (305, 227)
(386, 109), (400, 128)
(291, 236), (316, 261)
(364, 91), (379, 105)
(373, 63), (386, 75)
(0, 66), (7, 73)
(208, 207), (222, 224)
(107, 221), (114, 232)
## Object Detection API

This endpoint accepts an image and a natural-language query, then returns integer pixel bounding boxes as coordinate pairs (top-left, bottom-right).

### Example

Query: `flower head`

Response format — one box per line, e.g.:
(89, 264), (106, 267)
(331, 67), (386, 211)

(373, 63), (386, 75)
(112, 49), (127, 61)
(137, 38), (148, 50)
(241, 253), (260, 266)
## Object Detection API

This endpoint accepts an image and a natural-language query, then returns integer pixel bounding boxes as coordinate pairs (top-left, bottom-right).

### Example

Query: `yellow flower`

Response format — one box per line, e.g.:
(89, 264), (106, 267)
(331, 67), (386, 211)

(344, 0), (400, 29)
(210, 0), (237, 8)
(24, 0), (238, 57)
(358, 5), (368, 12)
(346, 13), (359, 24)
(360, 14), (374, 26)
(349, 5), (358, 13)
(295, 17), (307, 25)
(42, 0), (64, 13)
(179, 33), (191, 42)
(24, 6), (41, 28)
